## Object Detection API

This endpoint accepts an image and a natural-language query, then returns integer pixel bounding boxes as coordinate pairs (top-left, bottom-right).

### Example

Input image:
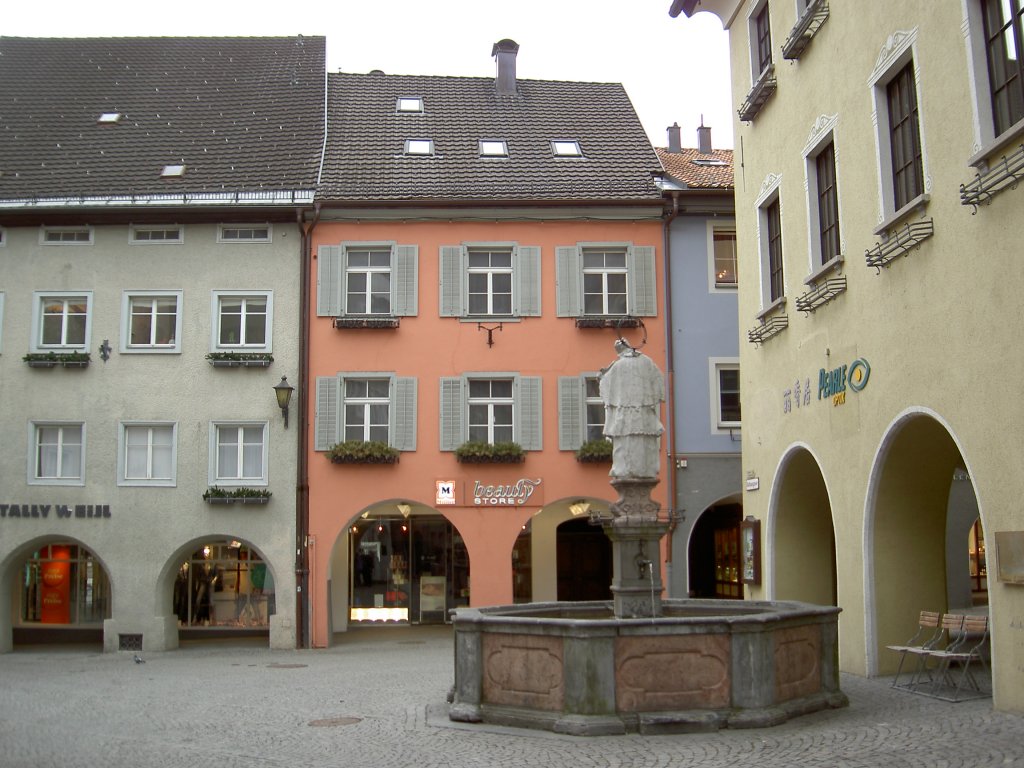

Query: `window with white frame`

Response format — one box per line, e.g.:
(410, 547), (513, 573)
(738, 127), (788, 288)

(754, 177), (785, 307)
(122, 291), (182, 353)
(346, 247), (392, 315)
(440, 243), (539, 318)
(710, 225), (738, 289)
(217, 224), (271, 243)
(556, 242), (657, 318)
(211, 291), (272, 352)
(118, 423), (176, 486)
(30, 422), (84, 485)
(584, 377), (606, 442)
(41, 226), (93, 245)
(868, 31), (927, 223)
(313, 373), (417, 451)
(964, 0), (1024, 158)
(130, 225), (183, 244)
(805, 133), (842, 268)
(317, 242), (418, 319)
(211, 423), (267, 485)
(750, 0), (773, 78)
(439, 374), (542, 450)
(343, 379), (391, 442)
(31, 292), (92, 352)
(711, 361), (741, 430)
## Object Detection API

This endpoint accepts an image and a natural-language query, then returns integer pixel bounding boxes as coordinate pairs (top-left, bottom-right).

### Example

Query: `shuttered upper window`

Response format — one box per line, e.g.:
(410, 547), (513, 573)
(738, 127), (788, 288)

(316, 242), (418, 318)
(439, 243), (540, 318)
(314, 373), (417, 452)
(439, 374), (542, 451)
(555, 243), (657, 318)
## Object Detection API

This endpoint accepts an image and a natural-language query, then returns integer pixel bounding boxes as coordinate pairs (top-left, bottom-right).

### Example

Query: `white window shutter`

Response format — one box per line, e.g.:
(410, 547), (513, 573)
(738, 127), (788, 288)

(558, 376), (584, 450)
(439, 377), (464, 450)
(393, 245), (419, 317)
(439, 246), (466, 317)
(314, 376), (339, 450)
(515, 246), (542, 316)
(392, 377), (417, 451)
(556, 246), (581, 317)
(316, 245), (344, 317)
(516, 376), (543, 451)
(628, 245), (657, 316)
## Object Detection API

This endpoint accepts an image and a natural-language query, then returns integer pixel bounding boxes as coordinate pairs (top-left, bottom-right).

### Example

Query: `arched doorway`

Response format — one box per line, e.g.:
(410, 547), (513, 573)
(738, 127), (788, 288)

(688, 502), (743, 598)
(11, 541), (111, 646)
(771, 447), (837, 607)
(173, 540), (275, 639)
(867, 412), (979, 675)
(556, 517), (611, 601)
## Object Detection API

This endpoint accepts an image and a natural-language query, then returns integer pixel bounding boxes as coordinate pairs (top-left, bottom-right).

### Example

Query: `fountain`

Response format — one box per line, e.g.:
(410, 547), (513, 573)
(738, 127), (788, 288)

(449, 340), (847, 735)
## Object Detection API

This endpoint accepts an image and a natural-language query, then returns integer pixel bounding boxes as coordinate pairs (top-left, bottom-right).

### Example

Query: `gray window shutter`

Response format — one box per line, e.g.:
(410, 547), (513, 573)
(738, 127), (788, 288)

(628, 245), (657, 316)
(314, 376), (339, 450)
(439, 246), (465, 317)
(392, 376), (417, 451)
(316, 245), (344, 317)
(515, 246), (542, 317)
(393, 245), (418, 317)
(556, 246), (581, 317)
(558, 376), (584, 450)
(516, 376), (543, 451)
(439, 377), (464, 450)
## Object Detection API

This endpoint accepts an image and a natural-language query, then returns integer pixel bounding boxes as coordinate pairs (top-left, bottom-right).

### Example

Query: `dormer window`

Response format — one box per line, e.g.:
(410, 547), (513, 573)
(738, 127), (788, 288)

(552, 140), (582, 157)
(397, 97), (423, 113)
(405, 139), (434, 156)
(479, 140), (508, 157)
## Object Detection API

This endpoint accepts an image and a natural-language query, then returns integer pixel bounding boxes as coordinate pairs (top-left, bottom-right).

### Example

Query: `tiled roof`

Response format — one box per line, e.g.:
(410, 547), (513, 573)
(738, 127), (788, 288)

(318, 72), (663, 203)
(656, 147), (734, 190)
(0, 36), (325, 203)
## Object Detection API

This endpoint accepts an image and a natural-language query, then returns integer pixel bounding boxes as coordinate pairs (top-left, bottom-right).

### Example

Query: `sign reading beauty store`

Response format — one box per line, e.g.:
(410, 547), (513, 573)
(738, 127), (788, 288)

(435, 478), (544, 507)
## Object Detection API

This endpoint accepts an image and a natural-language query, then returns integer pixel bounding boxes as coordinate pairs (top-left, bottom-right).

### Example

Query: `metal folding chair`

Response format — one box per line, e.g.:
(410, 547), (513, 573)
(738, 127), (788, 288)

(887, 610), (943, 690)
(926, 614), (990, 701)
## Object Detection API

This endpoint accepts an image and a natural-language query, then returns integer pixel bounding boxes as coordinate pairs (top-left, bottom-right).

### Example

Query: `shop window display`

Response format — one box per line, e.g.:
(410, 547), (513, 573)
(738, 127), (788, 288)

(174, 542), (274, 629)
(20, 543), (110, 626)
(349, 515), (469, 623)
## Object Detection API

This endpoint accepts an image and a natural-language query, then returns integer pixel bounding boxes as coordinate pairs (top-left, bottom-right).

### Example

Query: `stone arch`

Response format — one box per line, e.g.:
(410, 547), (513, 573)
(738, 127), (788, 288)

(685, 492), (744, 599)
(864, 408), (978, 676)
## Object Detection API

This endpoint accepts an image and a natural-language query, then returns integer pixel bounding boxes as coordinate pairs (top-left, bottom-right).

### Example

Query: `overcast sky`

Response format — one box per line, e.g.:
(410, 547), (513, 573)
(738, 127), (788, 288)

(2, 0), (734, 150)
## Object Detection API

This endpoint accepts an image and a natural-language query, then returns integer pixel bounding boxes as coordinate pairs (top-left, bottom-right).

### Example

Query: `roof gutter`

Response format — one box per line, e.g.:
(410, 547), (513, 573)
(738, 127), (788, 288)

(662, 192), (681, 589)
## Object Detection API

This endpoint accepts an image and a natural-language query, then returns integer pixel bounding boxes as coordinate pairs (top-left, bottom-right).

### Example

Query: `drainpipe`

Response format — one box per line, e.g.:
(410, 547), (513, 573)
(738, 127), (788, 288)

(662, 192), (681, 595)
(296, 203), (321, 648)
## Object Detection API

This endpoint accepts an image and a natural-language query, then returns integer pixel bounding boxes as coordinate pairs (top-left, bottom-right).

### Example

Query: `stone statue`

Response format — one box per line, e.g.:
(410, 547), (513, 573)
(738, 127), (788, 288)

(599, 339), (665, 480)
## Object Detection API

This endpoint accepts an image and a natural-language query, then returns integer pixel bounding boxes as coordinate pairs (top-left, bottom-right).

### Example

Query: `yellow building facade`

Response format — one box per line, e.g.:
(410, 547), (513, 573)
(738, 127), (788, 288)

(673, 0), (1024, 711)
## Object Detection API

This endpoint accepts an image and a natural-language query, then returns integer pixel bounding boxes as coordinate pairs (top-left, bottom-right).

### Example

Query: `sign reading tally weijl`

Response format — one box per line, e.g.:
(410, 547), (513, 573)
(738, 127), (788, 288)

(0, 504), (111, 519)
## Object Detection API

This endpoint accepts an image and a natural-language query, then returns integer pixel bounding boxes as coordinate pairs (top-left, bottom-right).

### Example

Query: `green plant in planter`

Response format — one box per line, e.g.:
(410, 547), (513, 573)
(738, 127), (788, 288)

(202, 486), (272, 500)
(326, 440), (400, 464)
(575, 438), (613, 463)
(205, 351), (274, 362)
(454, 441), (525, 463)
(23, 351), (91, 364)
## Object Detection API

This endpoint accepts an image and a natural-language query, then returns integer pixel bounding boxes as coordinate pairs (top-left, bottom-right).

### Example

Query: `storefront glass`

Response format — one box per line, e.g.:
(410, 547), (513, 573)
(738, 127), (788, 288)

(174, 541), (274, 629)
(349, 515), (468, 623)
(20, 543), (110, 626)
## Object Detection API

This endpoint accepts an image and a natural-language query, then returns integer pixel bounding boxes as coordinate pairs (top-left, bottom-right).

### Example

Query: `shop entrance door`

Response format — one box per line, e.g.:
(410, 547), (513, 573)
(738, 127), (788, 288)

(556, 518), (612, 601)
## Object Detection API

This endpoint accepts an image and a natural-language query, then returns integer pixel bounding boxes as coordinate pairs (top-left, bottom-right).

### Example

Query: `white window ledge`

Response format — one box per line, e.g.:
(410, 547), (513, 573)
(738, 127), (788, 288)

(804, 254), (844, 286)
(873, 193), (930, 237)
(968, 117), (1024, 171)
(755, 295), (786, 322)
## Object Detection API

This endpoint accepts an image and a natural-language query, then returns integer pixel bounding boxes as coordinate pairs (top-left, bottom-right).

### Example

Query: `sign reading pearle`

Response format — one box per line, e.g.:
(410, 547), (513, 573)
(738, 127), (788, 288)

(0, 504), (111, 519)
(472, 478), (542, 506)
(784, 358), (871, 413)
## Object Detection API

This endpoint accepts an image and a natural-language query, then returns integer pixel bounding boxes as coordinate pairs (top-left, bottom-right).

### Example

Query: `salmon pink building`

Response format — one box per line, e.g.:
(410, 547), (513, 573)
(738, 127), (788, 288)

(303, 41), (667, 645)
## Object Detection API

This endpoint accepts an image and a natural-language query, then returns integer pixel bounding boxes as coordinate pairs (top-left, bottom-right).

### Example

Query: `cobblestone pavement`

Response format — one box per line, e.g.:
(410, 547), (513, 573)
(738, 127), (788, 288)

(1, 626), (1021, 768)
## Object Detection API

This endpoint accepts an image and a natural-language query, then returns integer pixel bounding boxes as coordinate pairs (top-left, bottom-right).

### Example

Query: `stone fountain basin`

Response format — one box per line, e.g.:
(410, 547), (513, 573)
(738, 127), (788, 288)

(449, 598), (847, 735)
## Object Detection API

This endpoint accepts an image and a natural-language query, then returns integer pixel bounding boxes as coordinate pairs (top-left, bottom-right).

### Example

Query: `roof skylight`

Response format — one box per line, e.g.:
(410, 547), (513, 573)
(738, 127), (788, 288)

(480, 140), (508, 157)
(552, 140), (582, 157)
(404, 139), (434, 156)
(397, 97), (423, 113)
(98, 112), (124, 124)
(161, 164), (186, 177)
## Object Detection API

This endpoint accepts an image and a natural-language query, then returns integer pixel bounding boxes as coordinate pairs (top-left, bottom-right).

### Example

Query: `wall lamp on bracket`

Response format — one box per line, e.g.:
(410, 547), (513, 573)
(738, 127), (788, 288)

(273, 376), (295, 428)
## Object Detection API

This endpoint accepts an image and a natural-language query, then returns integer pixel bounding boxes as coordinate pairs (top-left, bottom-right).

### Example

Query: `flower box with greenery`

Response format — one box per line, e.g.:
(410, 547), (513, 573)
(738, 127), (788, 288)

(23, 351), (92, 368)
(574, 316), (641, 329)
(205, 352), (274, 368)
(202, 486), (272, 505)
(454, 441), (525, 463)
(333, 317), (401, 330)
(326, 440), (400, 464)
(575, 438), (613, 463)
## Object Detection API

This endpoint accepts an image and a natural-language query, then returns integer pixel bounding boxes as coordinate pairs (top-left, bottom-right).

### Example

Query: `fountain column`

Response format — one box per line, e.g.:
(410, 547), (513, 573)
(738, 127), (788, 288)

(604, 478), (669, 618)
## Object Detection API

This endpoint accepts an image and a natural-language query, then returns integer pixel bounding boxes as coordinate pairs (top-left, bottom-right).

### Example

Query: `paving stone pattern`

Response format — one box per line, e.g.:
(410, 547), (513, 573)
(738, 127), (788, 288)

(1, 626), (1021, 768)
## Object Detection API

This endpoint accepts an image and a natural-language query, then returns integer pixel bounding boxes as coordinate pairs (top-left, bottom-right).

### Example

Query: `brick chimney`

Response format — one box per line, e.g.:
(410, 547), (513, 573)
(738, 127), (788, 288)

(697, 120), (713, 154)
(492, 39), (520, 95)
(667, 122), (682, 153)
